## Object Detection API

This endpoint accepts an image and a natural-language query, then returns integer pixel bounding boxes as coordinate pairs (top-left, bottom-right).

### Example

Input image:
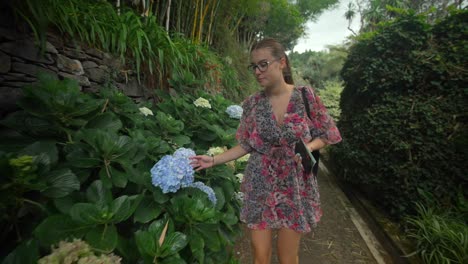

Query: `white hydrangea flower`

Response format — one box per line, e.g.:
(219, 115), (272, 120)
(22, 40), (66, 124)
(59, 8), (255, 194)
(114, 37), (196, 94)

(235, 173), (244, 183)
(236, 153), (250, 163)
(193, 97), (211, 108)
(234, 192), (244, 202)
(139, 107), (154, 116)
(207, 146), (226, 156)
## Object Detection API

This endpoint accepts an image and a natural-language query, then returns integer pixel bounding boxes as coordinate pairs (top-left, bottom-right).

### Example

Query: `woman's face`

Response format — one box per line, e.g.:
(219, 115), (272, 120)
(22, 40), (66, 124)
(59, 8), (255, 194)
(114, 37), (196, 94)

(249, 48), (284, 88)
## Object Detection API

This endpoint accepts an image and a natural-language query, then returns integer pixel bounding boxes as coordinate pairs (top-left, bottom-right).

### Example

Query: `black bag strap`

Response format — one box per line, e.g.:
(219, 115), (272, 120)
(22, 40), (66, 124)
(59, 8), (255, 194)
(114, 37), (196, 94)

(300, 87), (312, 120)
(300, 87), (320, 175)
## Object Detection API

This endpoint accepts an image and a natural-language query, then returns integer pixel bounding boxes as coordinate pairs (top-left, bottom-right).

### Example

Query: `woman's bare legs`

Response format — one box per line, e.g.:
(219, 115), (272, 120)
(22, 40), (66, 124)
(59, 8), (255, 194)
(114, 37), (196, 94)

(251, 229), (273, 264)
(277, 228), (301, 264)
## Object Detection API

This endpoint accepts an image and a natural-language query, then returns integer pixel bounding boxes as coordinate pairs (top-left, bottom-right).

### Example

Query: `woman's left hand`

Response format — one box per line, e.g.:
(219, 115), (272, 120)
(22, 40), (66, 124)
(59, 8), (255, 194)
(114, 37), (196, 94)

(189, 155), (215, 171)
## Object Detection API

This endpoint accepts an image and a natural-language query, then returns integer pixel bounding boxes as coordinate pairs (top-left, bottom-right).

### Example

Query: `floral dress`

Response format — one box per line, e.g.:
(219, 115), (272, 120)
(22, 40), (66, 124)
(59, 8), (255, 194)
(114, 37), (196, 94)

(236, 86), (342, 233)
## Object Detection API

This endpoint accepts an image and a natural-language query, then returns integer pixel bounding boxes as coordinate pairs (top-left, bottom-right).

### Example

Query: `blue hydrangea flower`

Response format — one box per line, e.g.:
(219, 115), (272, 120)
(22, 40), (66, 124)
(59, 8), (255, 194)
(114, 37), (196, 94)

(150, 153), (195, 193)
(226, 105), (243, 119)
(188, 181), (217, 205)
(173, 148), (196, 160)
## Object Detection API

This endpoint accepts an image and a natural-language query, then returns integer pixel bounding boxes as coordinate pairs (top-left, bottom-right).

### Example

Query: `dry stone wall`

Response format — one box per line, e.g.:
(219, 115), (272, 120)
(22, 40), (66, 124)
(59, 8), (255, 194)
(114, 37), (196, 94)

(0, 26), (153, 118)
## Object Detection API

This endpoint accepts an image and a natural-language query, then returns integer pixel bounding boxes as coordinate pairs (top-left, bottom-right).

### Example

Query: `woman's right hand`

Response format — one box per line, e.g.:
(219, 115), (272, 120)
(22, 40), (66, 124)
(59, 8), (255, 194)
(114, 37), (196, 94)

(189, 155), (215, 171)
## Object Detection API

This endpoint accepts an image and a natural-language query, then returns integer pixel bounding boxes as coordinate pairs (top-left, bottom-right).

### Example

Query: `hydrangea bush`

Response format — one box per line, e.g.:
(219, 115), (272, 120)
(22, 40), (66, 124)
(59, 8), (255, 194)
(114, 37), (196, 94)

(0, 77), (244, 264)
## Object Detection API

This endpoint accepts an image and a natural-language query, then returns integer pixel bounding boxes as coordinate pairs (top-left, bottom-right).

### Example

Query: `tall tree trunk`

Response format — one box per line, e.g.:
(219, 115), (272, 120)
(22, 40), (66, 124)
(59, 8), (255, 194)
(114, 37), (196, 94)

(206, 0), (219, 44)
(191, 0), (199, 42)
(165, 0), (171, 31)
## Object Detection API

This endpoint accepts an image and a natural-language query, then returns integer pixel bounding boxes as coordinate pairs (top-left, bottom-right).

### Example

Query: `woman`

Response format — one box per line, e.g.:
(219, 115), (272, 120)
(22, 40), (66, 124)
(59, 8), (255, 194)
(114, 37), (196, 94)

(190, 38), (341, 264)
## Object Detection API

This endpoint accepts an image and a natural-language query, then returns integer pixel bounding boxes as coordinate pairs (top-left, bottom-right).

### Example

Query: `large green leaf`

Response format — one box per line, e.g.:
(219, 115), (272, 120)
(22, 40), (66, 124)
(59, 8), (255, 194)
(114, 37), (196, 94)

(195, 129), (218, 141)
(116, 235), (140, 263)
(86, 180), (112, 208)
(1, 239), (39, 264)
(98, 167), (113, 189)
(20, 141), (58, 166)
(134, 195), (163, 223)
(65, 147), (102, 168)
(42, 169), (80, 198)
(155, 112), (184, 134)
(152, 187), (170, 204)
(135, 230), (158, 257)
(85, 112), (123, 132)
(110, 195), (141, 223)
(171, 135), (191, 147)
(125, 162), (149, 186)
(159, 232), (188, 258)
(53, 193), (82, 215)
(18, 77), (104, 125)
(0, 111), (59, 138)
(189, 232), (205, 263)
(109, 165), (128, 188)
(195, 225), (221, 252)
(213, 186), (225, 210)
(70, 203), (106, 225)
(220, 204), (238, 226)
(78, 129), (141, 167)
(170, 194), (219, 223)
(34, 215), (85, 247)
(159, 254), (186, 264)
(85, 224), (118, 252)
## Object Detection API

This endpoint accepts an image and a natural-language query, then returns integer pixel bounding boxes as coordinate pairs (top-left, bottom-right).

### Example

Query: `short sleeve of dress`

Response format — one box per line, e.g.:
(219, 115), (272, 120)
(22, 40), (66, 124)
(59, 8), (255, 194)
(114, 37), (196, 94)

(235, 95), (256, 152)
(305, 87), (342, 145)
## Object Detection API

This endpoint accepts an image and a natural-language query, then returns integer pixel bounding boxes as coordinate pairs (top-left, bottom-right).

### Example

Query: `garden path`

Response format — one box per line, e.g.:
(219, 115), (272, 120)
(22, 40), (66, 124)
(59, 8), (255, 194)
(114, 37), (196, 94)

(234, 159), (394, 264)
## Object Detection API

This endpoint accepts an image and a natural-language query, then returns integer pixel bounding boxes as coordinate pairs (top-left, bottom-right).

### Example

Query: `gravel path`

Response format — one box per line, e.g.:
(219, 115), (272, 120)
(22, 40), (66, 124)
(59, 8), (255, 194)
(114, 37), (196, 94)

(234, 160), (393, 263)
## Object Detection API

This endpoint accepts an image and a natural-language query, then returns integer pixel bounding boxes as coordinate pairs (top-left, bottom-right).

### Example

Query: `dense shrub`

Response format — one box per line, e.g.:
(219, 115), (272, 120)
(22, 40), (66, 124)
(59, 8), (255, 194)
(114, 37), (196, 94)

(332, 9), (467, 218)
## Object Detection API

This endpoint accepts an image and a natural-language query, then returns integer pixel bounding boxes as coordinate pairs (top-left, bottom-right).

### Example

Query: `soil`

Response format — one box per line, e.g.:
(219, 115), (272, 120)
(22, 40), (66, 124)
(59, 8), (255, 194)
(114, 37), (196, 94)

(233, 160), (394, 264)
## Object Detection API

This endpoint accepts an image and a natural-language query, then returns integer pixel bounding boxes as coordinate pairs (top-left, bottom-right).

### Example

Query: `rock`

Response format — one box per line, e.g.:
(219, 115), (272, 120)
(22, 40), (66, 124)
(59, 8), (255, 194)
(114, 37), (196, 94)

(83, 82), (101, 93)
(2, 81), (33, 88)
(0, 51), (11, 73)
(0, 40), (54, 64)
(12, 62), (57, 78)
(103, 53), (122, 69)
(45, 41), (58, 54)
(0, 27), (17, 41)
(85, 67), (108, 83)
(4, 73), (36, 82)
(11, 57), (25, 63)
(82, 60), (98, 69)
(86, 48), (104, 59)
(119, 79), (145, 97)
(59, 72), (90, 87)
(57, 54), (84, 75)
(0, 86), (22, 113)
(63, 47), (87, 60)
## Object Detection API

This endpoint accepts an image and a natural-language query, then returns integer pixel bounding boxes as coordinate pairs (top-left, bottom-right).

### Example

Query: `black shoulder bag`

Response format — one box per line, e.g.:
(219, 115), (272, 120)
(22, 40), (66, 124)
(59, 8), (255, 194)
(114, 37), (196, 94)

(295, 87), (321, 175)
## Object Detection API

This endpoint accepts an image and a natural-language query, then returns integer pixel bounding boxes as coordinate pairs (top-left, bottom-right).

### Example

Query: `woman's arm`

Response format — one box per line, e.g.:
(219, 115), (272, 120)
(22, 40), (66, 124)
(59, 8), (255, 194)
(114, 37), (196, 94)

(306, 138), (327, 151)
(190, 145), (248, 171)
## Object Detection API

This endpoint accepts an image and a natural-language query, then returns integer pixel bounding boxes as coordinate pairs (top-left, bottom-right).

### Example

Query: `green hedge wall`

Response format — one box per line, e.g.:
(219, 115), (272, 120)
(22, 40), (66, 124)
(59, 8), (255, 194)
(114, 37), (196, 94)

(332, 9), (467, 218)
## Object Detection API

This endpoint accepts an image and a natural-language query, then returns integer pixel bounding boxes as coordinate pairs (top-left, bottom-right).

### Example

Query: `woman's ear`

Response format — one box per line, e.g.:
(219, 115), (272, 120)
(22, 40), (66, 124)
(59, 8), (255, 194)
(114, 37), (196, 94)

(280, 57), (287, 69)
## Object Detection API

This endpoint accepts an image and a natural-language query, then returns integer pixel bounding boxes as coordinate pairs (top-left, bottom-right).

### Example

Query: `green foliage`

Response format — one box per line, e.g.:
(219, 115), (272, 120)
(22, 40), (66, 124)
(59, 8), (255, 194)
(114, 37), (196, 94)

(405, 191), (468, 264)
(317, 80), (343, 122)
(333, 10), (467, 218)
(0, 76), (244, 263)
(289, 46), (347, 89)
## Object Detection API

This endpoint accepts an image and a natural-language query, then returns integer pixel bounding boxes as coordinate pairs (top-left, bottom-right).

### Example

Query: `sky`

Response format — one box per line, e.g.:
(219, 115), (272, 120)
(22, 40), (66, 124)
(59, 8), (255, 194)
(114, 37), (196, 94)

(294, 1), (360, 53)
